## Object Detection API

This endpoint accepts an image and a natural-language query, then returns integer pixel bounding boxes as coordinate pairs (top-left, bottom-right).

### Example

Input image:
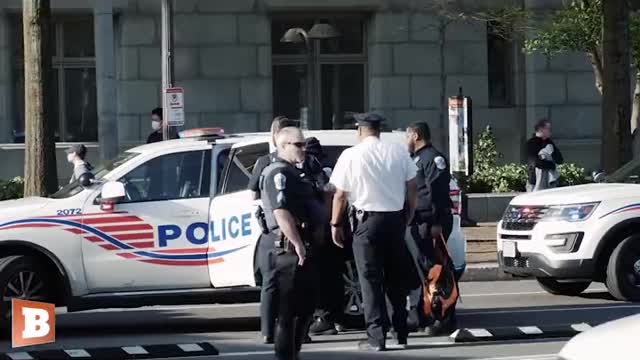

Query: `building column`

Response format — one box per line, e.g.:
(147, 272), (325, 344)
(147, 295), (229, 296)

(93, 0), (118, 161)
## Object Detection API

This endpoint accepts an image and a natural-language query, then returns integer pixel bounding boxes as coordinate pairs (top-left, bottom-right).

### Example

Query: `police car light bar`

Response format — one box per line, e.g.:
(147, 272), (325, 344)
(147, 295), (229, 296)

(178, 128), (226, 139)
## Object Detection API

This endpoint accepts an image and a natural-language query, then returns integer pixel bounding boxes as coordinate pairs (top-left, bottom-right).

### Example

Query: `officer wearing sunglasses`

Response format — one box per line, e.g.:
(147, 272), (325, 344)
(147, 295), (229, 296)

(259, 127), (325, 360)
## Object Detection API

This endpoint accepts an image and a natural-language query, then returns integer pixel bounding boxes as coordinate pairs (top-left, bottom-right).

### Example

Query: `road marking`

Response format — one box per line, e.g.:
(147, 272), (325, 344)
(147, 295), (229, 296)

(518, 326), (543, 335)
(64, 349), (91, 358)
(468, 328), (493, 337)
(571, 323), (592, 332)
(217, 341), (457, 357)
(462, 288), (607, 297)
(122, 346), (148, 355)
(474, 354), (558, 360)
(461, 304), (640, 316)
(178, 344), (204, 352)
(6, 353), (33, 360)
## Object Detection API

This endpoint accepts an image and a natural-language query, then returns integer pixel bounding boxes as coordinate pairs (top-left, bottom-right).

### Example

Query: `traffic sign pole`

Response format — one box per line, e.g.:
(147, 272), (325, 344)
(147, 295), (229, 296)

(161, 0), (175, 141)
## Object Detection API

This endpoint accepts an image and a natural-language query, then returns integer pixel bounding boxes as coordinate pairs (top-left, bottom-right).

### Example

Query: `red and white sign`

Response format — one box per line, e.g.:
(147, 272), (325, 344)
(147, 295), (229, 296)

(165, 87), (185, 126)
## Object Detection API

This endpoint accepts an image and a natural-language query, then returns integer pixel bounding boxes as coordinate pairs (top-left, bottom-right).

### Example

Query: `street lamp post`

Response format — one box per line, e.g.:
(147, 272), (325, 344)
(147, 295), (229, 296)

(161, 0), (175, 141)
(281, 23), (340, 130)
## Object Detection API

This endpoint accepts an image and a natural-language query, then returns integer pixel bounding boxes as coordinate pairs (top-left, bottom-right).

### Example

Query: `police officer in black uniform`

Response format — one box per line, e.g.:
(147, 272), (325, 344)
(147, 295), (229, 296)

(260, 127), (322, 360)
(405, 121), (455, 334)
(248, 116), (298, 344)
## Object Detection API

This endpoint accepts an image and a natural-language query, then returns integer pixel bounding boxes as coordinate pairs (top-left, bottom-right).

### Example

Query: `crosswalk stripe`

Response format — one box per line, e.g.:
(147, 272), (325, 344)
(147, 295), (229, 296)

(178, 343), (204, 352)
(518, 326), (543, 335)
(6, 353), (33, 360)
(64, 349), (91, 358)
(122, 346), (148, 355)
(571, 323), (592, 332)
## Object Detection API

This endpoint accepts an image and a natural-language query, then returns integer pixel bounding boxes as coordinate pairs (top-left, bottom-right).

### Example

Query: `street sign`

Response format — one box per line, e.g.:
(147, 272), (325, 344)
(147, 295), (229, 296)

(165, 87), (184, 126)
(448, 94), (473, 176)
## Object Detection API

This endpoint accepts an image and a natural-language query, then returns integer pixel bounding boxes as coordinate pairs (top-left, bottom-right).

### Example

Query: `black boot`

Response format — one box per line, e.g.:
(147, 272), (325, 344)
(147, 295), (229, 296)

(274, 319), (296, 360)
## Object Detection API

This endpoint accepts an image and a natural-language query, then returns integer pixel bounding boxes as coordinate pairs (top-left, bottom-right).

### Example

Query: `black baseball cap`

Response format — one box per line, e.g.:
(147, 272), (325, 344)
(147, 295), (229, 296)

(354, 113), (385, 128)
(65, 144), (87, 156)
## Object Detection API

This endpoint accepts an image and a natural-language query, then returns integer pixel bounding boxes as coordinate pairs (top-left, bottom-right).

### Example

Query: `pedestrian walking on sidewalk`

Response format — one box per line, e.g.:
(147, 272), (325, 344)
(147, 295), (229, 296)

(526, 119), (564, 192)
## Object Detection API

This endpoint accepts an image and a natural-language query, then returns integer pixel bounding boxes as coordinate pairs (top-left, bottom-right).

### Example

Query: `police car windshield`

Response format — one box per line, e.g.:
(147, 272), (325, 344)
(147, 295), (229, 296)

(606, 158), (640, 184)
(51, 151), (141, 199)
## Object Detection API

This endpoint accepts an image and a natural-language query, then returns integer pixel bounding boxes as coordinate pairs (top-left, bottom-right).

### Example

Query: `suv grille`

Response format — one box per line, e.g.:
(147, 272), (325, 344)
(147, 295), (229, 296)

(501, 205), (548, 231)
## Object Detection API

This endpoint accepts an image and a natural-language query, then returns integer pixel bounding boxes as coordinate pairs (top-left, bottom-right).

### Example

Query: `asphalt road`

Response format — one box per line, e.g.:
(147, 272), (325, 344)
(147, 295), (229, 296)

(2, 280), (639, 359)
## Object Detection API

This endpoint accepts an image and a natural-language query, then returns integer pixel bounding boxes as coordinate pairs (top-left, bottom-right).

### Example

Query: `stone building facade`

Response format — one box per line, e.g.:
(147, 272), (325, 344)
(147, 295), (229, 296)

(0, 0), (603, 183)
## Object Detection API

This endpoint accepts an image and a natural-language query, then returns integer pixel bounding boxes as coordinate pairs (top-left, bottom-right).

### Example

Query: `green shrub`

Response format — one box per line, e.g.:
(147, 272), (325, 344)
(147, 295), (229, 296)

(463, 127), (588, 193)
(0, 177), (24, 201)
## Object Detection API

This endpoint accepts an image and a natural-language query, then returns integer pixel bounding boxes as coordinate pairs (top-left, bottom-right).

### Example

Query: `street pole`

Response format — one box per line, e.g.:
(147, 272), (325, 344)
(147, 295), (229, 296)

(161, 0), (174, 141)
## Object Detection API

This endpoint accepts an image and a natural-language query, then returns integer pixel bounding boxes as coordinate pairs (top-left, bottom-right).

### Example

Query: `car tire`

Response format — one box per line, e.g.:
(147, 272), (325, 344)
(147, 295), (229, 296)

(606, 235), (640, 302)
(342, 259), (364, 327)
(0, 255), (53, 336)
(537, 277), (591, 296)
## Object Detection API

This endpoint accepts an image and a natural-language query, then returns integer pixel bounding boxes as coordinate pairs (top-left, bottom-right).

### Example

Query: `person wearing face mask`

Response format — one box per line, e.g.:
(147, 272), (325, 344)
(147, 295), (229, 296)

(66, 144), (93, 184)
(147, 107), (164, 144)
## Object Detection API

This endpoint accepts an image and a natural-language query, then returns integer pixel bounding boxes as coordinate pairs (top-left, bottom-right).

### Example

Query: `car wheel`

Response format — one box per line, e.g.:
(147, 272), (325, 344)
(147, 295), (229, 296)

(342, 259), (364, 324)
(537, 277), (591, 296)
(0, 256), (53, 335)
(606, 235), (640, 302)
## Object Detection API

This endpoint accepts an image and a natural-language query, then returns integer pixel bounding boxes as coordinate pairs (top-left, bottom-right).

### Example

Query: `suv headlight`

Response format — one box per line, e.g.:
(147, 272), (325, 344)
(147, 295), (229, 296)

(540, 202), (599, 222)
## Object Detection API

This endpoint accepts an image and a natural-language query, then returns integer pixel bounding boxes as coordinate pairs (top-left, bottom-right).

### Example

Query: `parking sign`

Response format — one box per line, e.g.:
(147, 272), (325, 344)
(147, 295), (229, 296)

(165, 87), (185, 126)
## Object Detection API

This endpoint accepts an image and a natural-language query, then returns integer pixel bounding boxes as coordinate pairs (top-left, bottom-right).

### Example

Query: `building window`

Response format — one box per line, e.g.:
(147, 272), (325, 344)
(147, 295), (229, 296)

(487, 21), (514, 108)
(10, 16), (97, 143)
(271, 15), (367, 130)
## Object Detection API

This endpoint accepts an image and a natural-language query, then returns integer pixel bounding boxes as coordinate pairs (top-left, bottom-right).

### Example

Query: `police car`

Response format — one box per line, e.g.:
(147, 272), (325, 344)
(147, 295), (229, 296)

(498, 160), (640, 301)
(0, 128), (466, 330)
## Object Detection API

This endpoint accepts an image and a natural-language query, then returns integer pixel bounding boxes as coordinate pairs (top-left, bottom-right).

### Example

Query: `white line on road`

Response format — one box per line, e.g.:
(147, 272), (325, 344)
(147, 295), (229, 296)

(461, 304), (640, 316)
(462, 288), (607, 297)
(6, 353), (33, 360)
(64, 349), (91, 358)
(518, 326), (544, 335)
(216, 341), (458, 357)
(474, 354), (558, 360)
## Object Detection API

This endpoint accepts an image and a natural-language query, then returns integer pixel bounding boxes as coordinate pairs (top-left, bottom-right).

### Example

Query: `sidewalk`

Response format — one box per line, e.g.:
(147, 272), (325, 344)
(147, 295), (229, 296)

(460, 223), (522, 281)
(464, 223), (497, 264)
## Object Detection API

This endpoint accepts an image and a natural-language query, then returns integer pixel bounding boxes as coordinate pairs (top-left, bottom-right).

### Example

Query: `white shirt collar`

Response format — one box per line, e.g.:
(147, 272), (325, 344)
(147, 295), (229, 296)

(361, 136), (380, 144)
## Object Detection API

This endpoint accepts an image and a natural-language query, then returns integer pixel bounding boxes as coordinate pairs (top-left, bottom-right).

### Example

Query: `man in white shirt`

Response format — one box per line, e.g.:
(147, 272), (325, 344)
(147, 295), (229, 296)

(329, 113), (418, 351)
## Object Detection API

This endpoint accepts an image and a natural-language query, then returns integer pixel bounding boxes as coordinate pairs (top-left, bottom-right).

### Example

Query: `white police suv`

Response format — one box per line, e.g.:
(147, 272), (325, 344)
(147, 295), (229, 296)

(0, 128), (466, 330)
(498, 160), (640, 301)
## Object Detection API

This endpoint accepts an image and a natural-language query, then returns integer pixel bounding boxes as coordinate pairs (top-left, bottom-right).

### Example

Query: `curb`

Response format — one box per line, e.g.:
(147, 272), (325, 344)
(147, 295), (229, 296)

(1, 342), (219, 360)
(450, 323), (593, 343)
(459, 263), (527, 282)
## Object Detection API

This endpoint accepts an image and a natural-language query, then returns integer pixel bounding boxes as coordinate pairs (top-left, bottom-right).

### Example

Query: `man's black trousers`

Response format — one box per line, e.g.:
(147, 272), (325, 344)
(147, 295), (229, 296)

(351, 210), (412, 347)
(258, 233), (277, 339)
(270, 249), (317, 360)
(313, 241), (345, 323)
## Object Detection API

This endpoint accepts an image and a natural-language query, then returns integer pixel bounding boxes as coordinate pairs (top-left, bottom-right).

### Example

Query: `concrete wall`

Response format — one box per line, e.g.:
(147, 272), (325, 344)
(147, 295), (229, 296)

(0, 12), (11, 145)
(115, 1), (273, 147)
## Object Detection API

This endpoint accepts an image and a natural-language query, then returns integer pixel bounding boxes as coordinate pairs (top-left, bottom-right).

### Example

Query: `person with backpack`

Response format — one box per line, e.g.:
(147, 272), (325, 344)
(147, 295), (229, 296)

(405, 121), (458, 335)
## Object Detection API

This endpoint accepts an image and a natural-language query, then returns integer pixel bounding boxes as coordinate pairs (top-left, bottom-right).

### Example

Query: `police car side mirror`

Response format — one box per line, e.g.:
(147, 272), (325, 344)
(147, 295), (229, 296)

(100, 181), (125, 211)
(592, 171), (607, 183)
(78, 172), (95, 187)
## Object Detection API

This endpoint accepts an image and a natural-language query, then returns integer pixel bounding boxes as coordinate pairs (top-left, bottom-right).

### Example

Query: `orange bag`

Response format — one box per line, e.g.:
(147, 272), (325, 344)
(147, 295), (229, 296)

(422, 234), (459, 321)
